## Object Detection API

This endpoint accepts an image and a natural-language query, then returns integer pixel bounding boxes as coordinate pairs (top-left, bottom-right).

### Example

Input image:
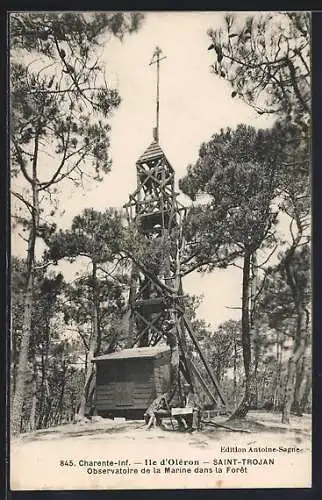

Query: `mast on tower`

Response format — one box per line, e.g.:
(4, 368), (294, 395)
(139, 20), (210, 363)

(149, 46), (167, 143)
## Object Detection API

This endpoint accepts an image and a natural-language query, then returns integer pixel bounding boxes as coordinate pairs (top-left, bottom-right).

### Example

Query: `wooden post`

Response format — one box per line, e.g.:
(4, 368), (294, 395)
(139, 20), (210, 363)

(186, 357), (218, 407)
(149, 46), (167, 143)
(182, 315), (226, 405)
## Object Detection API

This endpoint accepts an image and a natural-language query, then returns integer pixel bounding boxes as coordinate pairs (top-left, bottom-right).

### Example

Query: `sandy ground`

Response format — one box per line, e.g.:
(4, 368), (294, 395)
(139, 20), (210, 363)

(10, 411), (311, 490)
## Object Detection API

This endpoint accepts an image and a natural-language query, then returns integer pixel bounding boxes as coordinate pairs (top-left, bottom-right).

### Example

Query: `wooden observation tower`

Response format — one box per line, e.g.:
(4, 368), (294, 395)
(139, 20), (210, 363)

(123, 48), (226, 410)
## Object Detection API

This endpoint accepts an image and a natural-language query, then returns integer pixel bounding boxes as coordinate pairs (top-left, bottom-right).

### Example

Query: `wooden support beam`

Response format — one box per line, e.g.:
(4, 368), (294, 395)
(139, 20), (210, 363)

(123, 250), (179, 297)
(134, 310), (167, 346)
(182, 315), (226, 406)
(135, 310), (163, 332)
(186, 357), (218, 407)
(178, 357), (191, 385)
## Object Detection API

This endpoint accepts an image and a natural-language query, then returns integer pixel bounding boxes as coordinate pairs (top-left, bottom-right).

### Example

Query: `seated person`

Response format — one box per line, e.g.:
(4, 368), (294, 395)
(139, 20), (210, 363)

(144, 393), (169, 428)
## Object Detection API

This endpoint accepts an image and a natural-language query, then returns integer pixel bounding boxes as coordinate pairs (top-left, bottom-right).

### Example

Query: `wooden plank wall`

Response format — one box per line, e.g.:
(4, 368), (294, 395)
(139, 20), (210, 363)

(96, 358), (156, 410)
(153, 356), (171, 396)
(96, 382), (155, 410)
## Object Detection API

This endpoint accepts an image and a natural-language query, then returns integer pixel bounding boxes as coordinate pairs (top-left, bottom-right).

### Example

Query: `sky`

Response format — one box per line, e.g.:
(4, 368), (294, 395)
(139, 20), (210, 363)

(12, 11), (278, 330)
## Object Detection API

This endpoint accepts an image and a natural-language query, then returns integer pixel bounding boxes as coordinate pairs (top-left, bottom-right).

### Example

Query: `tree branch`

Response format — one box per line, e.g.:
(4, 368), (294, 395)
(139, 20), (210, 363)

(11, 190), (34, 214)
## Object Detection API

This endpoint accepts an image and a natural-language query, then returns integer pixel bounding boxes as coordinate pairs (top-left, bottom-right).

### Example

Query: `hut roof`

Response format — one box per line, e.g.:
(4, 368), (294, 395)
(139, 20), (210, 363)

(92, 345), (170, 362)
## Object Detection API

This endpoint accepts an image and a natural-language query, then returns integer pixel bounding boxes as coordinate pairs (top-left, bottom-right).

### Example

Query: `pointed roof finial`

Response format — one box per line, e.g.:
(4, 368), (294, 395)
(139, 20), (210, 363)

(149, 46), (167, 143)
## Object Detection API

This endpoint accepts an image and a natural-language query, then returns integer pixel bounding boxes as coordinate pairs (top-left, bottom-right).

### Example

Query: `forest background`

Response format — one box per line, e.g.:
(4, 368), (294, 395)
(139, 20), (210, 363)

(10, 11), (311, 435)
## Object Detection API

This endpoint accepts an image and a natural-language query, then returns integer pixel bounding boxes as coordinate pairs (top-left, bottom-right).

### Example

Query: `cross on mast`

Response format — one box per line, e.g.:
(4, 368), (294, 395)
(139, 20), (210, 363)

(149, 46), (167, 143)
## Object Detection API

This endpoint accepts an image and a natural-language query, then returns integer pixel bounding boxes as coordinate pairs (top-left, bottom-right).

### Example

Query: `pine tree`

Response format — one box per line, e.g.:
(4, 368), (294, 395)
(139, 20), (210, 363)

(10, 12), (143, 435)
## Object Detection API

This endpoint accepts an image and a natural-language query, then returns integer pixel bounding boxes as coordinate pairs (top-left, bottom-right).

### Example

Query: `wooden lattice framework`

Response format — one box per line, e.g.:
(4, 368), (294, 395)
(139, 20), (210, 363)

(124, 140), (226, 409)
(122, 46), (226, 411)
(124, 141), (184, 344)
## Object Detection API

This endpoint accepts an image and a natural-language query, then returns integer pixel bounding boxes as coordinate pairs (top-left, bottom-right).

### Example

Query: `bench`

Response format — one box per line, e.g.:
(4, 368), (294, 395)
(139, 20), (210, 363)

(148, 406), (201, 430)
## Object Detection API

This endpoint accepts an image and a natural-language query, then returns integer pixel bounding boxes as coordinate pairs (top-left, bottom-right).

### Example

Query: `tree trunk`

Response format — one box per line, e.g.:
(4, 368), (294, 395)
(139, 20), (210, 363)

(78, 262), (99, 419)
(11, 129), (40, 436)
(233, 334), (237, 404)
(300, 372), (312, 413)
(53, 364), (66, 425)
(280, 209), (309, 424)
(28, 360), (38, 432)
(250, 252), (260, 408)
(259, 373), (267, 407)
(229, 252), (252, 420)
(282, 318), (308, 424)
(43, 396), (52, 429)
(166, 323), (180, 400)
(253, 357), (259, 409)
(11, 260), (34, 435)
(138, 277), (151, 347)
(291, 354), (308, 416)
(125, 264), (138, 347)
(78, 336), (96, 419)
(11, 230), (37, 435)
(37, 319), (50, 429)
(273, 334), (281, 410)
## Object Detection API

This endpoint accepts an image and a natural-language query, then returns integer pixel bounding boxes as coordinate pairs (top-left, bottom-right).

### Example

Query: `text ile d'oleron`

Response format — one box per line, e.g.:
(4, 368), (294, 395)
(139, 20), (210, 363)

(60, 446), (303, 477)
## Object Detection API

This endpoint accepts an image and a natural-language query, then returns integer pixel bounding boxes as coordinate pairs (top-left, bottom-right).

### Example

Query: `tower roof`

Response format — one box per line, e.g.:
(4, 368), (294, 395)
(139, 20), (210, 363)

(137, 141), (166, 164)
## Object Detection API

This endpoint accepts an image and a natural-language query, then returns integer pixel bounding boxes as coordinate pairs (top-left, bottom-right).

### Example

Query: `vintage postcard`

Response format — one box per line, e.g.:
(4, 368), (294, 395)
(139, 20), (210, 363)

(9, 11), (311, 490)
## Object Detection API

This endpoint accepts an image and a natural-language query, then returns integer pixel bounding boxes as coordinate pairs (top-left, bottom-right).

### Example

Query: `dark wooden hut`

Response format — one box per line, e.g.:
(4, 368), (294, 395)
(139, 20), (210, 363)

(92, 345), (171, 418)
